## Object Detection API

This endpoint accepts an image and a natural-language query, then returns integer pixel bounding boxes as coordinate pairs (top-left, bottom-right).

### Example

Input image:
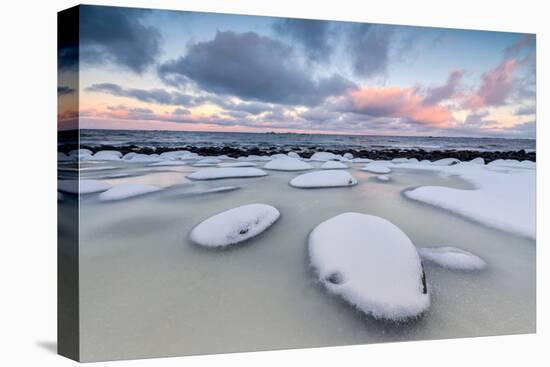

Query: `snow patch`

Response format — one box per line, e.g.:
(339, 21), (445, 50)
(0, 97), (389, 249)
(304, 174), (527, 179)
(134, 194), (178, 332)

(361, 162), (392, 174)
(290, 170), (357, 188)
(376, 175), (391, 182)
(309, 152), (340, 162)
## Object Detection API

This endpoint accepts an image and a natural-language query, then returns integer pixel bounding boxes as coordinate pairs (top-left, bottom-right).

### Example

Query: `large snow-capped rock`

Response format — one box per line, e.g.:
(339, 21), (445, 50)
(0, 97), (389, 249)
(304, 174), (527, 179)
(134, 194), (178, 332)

(264, 157), (313, 171)
(58, 179), (112, 194)
(360, 162), (392, 174)
(98, 183), (161, 201)
(290, 171), (357, 188)
(309, 213), (430, 321)
(190, 204), (280, 247)
(320, 161), (348, 170)
(418, 246), (486, 271)
(188, 167), (268, 180)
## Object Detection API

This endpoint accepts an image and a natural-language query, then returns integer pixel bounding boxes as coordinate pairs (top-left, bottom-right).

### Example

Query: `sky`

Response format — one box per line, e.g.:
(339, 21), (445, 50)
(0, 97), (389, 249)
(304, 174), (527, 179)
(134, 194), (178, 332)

(58, 5), (536, 138)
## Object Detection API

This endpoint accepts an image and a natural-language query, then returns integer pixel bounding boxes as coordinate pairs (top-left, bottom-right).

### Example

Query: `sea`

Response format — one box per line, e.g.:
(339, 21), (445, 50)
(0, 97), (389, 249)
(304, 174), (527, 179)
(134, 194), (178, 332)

(78, 129), (536, 152)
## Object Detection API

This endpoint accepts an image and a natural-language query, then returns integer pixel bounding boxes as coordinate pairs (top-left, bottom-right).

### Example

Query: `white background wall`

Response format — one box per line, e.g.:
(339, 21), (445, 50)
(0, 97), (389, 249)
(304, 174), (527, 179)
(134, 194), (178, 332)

(0, 0), (547, 366)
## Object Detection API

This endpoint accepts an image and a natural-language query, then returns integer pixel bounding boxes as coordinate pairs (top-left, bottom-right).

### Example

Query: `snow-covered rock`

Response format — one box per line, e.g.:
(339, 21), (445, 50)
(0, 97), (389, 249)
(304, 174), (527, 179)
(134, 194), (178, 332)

(188, 167), (268, 180)
(122, 152), (138, 160)
(376, 175), (391, 182)
(69, 148), (92, 156)
(98, 183), (161, 201)
(392, 158), (409, 164)
(361, 162), (392, 174)
(418, 246), (486, 271)
(432, 158), (460, 166)
(488, 159), (535, 170)
(190, 204), (280, 247)
(343, 152), (354, 160)
(128, 153), (162, 162)
(92, 150), (122, 161)
(309, 213), (429, 321)
(309, 152), (340, 162)
(58, 179), (112, 194)
(290, 171), (357, 188)
(320, 161), (348, 170)
(218, 162), (257, 168)
(264, 157), (313, 171)
(58, 152), (72, 161)
(237, 155), (272, 162)
(469, 157), (485, 165)
(287, 152), (301, 159)
(197, 157), (222, 165)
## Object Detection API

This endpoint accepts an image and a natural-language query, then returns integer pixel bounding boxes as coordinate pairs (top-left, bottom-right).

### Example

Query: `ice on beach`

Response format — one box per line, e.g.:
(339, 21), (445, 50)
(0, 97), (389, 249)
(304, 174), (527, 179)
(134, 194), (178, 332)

(287, 152), (301, 159)
(290, 170), (357, 188)
(218, 162), (257, 168)
(352, 158), (374, 164)
(188, 167), (268, 180)
(58, 179), (112, 194)
(264, 157), (313, 171)
(309, 213), (429, 321)
(361, 162), (392, 174)
(402, 162), (535, 239)
(190, 203), (280, 248)
(197, 157), (222, 164)
(98, 183), (161, 201)
(418, 246), (486, 271)
(237, 155), (273, 162)
(309, 152), (341, 162)
(488, 159), (535, 170)
(376, 175), (391, 182)
(320, 161), (348, 170)
(91, 150), (123, 161)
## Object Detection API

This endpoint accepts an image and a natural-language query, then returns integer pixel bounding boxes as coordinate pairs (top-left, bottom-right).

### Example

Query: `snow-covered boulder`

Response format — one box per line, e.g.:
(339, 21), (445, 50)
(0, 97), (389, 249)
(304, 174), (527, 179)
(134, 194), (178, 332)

(188, 167), (268, 180)
(270, 153), (288, 160)
(287, 152), (301, 159)
(122, 152), (138, 160)
(343, 152), (354, 160)
(98, 183), (160, 201)
(309, 152), (340, 162)
(218, 162), (257, 168)
(309, 213), (430, 321)
(320, 161), (348, 170)
(469, 157), (485, 165)
(418, 246), (486, 271)
(58, 152), (72, 162)
(128, 153), (161, 162)
(376, 175), (391, 182)
(237, 155), (272, 162)
(190, 204), (280, 248)
(264, 157), (313, 171)
(290, 171), (357, 188)
(69, 148), (92, 156)
(58, 179), (112, 194)
(361, 162), (392, 174)
(92, 150), (122, 161)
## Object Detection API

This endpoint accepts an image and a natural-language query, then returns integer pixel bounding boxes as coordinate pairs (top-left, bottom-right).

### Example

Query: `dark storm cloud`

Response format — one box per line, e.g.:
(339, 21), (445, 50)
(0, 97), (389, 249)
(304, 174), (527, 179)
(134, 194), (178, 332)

(79, 5), (162, 73)
(158, 31), (356, 106)
(57, 86), (76, 96)
(423, 70), (464, 104)
(348, 24), (394, 78)
(273, 18), (333, 62)
(86, 83), (195, 106)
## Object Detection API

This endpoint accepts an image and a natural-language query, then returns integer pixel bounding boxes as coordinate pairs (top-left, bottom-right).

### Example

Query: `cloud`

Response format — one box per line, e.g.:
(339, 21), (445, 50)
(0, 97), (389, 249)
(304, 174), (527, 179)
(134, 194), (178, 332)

(158, 31), (355, 106)
(86, 83), (195, 106)
(58, 86), (76, 96)
(504, 34), (536, 58)
(423, 70), (464, 104)
(346, 86), (453, 126)
(273, 18), (333, 62)
(173, 108), (191, 115)
(464, 59), (518, 109)
(514, 105), (536, 116)
(347, 24), (394, 78)
(79, 5), (162, 73)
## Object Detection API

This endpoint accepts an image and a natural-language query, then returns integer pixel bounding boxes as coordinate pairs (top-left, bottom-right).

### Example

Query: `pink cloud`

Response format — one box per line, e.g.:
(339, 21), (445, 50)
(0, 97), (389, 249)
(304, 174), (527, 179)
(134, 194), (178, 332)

(465, 59), (518, 109)
(348, 87), (453, 127)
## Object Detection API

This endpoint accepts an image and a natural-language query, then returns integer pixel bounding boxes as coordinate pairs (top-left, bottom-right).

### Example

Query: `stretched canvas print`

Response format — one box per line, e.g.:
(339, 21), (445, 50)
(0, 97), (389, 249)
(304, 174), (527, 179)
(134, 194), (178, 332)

(57, 4), (536, 362)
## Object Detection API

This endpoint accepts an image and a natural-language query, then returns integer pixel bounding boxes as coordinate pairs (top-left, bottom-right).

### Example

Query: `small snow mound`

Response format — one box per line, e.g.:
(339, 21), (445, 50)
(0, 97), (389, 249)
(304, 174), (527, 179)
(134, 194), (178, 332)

(309, 152), (340, 162)
(237, 155), (272, 162)
(58, 152), (72, 162)
(343, 152), (354, 160)
(58, 179), (112, 194)
(320, 161), (348, 170)
(218, 162), (257, 168)
(392, 158), (409, 164)
(99, 183), (161, 201)
(69, 149), (92, 156)
(188, 167), (268, 180)
(418, 246), (486, 271)
(469, 157), (485, 165)
(264, 157), (313, 171)
(361, 162), (392, 174)
(128, 153), (162, 162)
(309, 213), (429, 321)
(190, 204), (280, 247)
(290, 171), (357, 188)
(376, 175), (391, 182)
(287, 152), (301, 159)
(122, 152), (138, 160)
(488, 159), (535, 169)
(92, 150), (122, 161)
(432, 158), (460, 166)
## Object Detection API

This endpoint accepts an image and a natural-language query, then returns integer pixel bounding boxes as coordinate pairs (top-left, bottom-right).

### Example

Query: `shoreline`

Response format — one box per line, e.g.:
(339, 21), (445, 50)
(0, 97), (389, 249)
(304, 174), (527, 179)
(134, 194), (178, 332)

(59, 144), (536, 163)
